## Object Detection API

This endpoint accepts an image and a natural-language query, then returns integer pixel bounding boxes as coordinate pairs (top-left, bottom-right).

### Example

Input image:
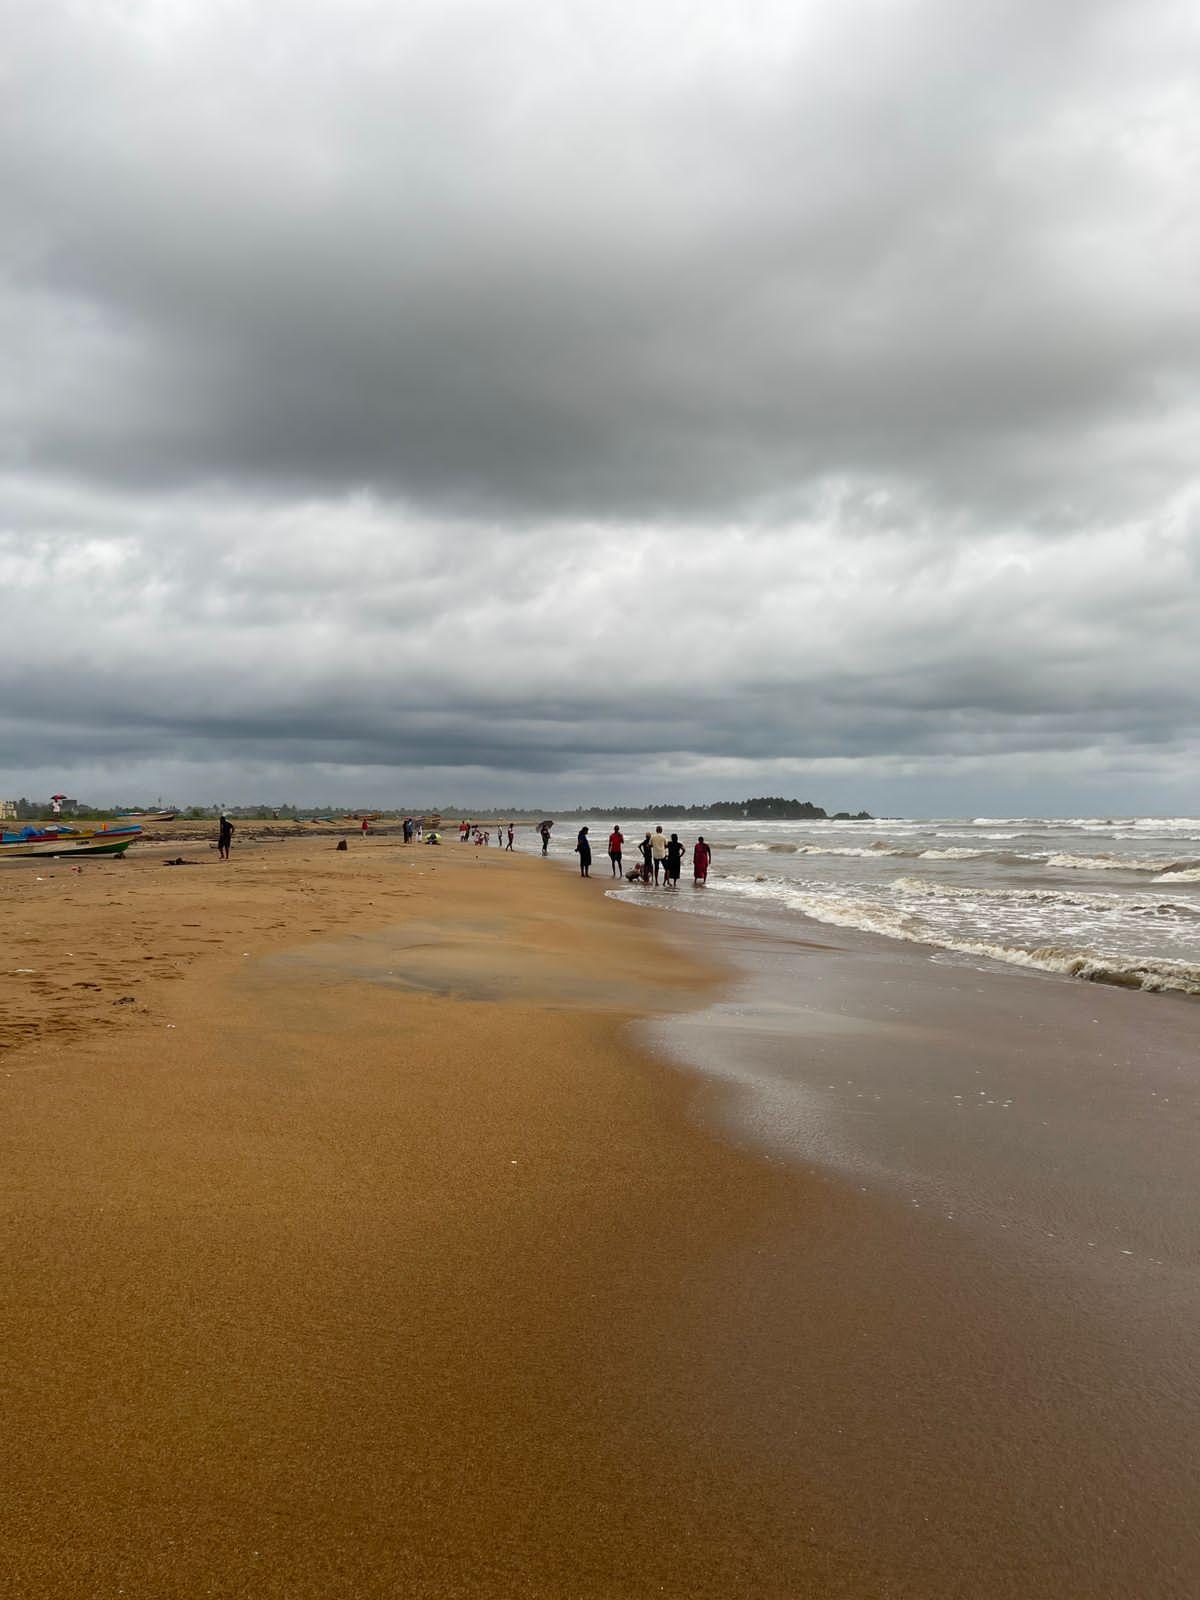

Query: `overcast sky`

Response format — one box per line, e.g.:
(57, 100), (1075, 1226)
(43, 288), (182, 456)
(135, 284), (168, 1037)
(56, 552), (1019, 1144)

(2, 0), (1197, 814)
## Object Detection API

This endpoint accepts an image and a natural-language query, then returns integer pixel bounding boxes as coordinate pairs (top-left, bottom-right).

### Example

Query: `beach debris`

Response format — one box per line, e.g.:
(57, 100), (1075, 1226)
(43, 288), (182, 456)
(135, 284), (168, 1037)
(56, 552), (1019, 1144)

(113, 996), (136, 1005)
(14, 968), (35, 974)
(336, 839), (348, 851)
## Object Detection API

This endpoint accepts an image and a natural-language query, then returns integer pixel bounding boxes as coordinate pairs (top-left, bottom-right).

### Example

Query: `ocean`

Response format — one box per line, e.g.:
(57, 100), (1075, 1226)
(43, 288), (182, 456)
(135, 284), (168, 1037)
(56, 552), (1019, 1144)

(528, 815), (1200, 997)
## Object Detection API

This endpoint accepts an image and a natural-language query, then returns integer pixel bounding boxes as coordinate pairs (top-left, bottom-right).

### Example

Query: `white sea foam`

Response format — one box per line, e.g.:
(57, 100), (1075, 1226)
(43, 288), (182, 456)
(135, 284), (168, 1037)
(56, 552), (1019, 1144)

(747, 885), (1200, 996)
(893, 877), (1121, 910)
(1048, 852), (1200, 875)
(891, 877), (1200, 919)
(733, 842), (909, 859)
(1155, 866), (1200, 883)
(917, 846), (988, 860)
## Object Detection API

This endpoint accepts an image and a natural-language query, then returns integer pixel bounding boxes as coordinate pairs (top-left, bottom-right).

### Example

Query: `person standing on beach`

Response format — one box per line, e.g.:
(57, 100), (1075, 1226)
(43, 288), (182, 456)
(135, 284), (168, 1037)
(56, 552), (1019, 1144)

(650, 825), (668, 884)
(664, 832), (683, 889)
(539, 822), (552, 855)
(361, 815), (369, 836)
(608, 825), (624, 877)
(218, 813), (234, 861)
(693, 835), (711, 885)
(575, 826), (592, 877)
(506, 824), (515, 851)
(639, 832), (653, 882)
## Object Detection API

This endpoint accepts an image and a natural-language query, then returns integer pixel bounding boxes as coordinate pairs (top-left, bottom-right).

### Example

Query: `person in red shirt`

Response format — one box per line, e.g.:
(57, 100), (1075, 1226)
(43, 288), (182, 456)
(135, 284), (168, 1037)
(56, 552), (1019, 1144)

(693, 835), (711, 885)
(608, 826), (624, 877)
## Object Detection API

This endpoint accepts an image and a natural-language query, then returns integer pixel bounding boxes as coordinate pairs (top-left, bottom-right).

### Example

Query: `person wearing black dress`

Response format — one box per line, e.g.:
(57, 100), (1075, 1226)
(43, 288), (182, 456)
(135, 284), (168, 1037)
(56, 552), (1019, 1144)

(664, 832), (684, 889)
(575, 826), (592, 877)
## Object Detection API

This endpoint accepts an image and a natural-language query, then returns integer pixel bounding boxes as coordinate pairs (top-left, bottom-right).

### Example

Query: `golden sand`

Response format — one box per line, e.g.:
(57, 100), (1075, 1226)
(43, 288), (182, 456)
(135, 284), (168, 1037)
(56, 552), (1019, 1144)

(1, 832), (870, 1598)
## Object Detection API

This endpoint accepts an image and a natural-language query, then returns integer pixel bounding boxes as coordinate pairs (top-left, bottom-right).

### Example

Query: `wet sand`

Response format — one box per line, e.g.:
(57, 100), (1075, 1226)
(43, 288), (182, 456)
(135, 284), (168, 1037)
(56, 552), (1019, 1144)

(642, 907), (1200, 1598)
(3, 835), (1197, 1596)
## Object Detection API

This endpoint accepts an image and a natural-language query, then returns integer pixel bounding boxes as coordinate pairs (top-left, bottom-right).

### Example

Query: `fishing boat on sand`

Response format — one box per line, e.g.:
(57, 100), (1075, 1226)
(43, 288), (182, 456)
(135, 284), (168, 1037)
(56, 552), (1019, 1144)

(0, 822), (143, 859)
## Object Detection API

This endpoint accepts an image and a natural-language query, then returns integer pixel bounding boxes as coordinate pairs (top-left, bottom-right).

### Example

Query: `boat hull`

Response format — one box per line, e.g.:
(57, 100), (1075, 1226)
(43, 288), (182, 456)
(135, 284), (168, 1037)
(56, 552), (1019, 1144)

(0, 827), (142, 859)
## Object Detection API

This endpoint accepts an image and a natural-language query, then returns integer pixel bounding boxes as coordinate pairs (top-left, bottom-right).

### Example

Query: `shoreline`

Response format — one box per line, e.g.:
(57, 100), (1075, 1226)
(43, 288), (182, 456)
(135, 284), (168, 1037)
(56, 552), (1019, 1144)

(622, 893), (1200, 1597)
(4, 836), (1198, 1596)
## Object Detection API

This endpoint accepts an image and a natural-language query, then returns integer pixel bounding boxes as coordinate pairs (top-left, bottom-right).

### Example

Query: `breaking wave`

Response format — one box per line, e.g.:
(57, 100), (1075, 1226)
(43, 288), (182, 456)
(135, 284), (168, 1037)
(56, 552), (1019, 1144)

(1048, 853), (1200, 875)
(749, 887), (1200, 997)
(890, 877), (1200, 919)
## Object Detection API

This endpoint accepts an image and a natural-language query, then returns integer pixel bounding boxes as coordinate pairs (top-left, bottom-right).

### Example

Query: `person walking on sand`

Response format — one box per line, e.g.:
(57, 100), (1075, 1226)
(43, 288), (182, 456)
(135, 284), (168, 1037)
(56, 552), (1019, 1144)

(361, 815), (369, 836)
(218, 812), (234, 861)
(650, 825), (668, 884)
(664, 832), (683, 889)
(506, 824), (515, 851)
(608, 824), (624, 877)
(693, 835), (711, 885)
(575, 826), (592, 877)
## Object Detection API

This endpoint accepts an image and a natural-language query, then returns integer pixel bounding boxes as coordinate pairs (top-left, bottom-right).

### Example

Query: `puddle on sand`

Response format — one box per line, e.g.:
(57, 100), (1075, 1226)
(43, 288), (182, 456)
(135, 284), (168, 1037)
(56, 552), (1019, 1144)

(258, 919), (692, 1012)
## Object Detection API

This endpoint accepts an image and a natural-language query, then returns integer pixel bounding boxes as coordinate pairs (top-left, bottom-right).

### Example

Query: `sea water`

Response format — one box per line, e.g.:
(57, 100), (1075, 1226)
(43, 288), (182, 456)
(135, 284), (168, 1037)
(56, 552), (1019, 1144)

(524, 815), (1200, 997)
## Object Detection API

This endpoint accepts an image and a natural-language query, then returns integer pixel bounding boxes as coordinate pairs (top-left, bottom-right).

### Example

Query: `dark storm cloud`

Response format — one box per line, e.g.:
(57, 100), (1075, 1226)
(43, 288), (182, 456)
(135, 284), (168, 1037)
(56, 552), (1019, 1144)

(1, 1), (1198, 808)
(5, 0), (1197, 520)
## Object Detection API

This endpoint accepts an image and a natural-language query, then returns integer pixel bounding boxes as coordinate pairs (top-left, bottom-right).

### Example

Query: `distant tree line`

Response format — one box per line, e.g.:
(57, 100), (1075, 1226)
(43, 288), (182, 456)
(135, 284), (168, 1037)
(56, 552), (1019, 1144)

(555, 797), (873, 821)
(6, 794), (873, 823)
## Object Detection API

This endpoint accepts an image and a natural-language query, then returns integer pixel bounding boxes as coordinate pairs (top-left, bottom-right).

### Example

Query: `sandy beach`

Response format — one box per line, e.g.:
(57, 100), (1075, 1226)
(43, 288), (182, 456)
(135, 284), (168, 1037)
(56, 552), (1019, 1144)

(3, 829), (1197, 1597)
(0, 832), (849, 1598)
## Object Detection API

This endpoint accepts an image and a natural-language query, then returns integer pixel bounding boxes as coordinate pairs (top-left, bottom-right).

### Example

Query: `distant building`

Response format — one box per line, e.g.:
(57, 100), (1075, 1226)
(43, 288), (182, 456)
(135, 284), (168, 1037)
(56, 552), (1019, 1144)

(0, 799), (16, 820)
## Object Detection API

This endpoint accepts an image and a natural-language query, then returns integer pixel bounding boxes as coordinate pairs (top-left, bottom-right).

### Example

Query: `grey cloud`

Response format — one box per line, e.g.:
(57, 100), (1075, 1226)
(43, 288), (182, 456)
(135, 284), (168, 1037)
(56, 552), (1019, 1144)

(4, 0), (1198, 524)
(1, 2), (1198, 810)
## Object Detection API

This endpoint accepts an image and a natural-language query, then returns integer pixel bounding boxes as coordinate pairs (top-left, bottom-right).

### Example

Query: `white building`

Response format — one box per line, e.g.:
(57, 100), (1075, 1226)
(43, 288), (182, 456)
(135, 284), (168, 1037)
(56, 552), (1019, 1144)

(0, 800), (17, 820)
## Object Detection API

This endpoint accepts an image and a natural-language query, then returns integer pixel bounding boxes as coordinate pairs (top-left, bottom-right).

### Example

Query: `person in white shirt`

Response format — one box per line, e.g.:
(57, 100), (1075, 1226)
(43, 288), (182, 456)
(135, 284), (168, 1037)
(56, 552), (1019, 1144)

(649, 825), (668, 884)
